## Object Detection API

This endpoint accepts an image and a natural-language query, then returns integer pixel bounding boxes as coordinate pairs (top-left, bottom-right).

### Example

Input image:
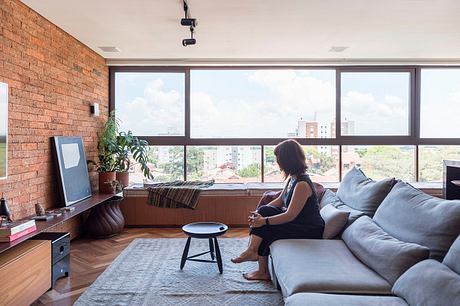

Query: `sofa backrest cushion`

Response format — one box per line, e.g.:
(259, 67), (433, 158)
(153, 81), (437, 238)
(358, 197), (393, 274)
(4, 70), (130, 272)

(320, 204), (350, 239)
(342, 216), (430, 284)
(319, 189), (340, 209)
(320, 189), (366, 228)
(337, 167), (395, 217)
(392, 260), (460, 306)
(443, 235), (460, 274)
(373, 181), (460, 260)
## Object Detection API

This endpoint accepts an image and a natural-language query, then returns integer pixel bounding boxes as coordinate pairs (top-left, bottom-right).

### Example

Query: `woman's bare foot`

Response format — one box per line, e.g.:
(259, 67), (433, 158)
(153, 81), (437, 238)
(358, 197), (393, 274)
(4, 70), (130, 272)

(231, 249), (258, 263)
(243, 270), (271, 281)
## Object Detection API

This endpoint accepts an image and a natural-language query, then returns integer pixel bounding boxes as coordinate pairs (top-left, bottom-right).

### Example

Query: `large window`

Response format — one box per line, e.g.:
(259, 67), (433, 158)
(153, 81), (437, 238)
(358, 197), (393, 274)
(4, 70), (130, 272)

(129, 146), (184, 184)
(264, 145), (339, 183)
(115, 72), (185, 136)
(419, 146), (460, 182)
(191, 70), (335, 138)
(187, 146), (261, 182)
(342, 145), (416, 182)
(111, 67), (460, 183)
(341, 72), (411, 136)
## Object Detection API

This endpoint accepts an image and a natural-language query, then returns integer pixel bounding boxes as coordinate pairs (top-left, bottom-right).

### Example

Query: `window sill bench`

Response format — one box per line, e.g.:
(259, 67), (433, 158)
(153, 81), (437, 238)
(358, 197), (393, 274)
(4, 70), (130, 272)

(123, 182), (442, 198)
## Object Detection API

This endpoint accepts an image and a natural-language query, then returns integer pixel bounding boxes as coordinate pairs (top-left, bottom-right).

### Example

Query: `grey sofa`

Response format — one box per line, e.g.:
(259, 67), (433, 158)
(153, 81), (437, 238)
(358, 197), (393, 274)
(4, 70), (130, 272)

(269, 167), (460, 306)
(284, 235), (460, 306)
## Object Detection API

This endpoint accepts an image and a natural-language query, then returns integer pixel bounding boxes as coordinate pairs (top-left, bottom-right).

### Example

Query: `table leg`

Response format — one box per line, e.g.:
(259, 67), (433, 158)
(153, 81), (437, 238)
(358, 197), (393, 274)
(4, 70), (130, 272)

(180, 237), (191, 270)
(209, 238), (215, 260)
(213, 237), (223, 274)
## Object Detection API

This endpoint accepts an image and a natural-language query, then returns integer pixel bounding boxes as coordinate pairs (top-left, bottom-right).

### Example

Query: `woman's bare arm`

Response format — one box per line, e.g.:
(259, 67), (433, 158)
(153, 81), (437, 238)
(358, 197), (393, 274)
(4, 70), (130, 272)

(257, 181), (311, 226)
(263, 181), (289, 208)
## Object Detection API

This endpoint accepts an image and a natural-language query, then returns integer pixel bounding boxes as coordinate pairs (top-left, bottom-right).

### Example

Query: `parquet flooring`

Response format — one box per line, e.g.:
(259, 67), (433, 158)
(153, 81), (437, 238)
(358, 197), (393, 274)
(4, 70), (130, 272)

(33, 227), (248, 306)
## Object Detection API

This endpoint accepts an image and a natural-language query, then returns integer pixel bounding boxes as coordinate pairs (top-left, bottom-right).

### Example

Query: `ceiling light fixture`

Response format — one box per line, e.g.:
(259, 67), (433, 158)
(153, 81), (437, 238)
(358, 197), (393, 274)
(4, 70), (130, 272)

(181, 0), (197, 46)
(99, 46), (121, 53)
(329, 46), (348, 52)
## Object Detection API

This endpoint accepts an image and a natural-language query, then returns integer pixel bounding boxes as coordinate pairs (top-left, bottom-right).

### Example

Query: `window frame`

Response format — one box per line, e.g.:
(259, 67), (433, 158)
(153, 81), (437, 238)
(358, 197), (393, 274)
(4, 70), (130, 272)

(110, 65), (460, 182)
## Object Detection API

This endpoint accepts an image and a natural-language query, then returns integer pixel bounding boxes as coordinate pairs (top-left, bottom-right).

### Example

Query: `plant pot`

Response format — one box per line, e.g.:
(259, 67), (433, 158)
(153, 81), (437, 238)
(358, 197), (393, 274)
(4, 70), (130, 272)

(99, 171), (116, 194)
(116, 172), (129, 189)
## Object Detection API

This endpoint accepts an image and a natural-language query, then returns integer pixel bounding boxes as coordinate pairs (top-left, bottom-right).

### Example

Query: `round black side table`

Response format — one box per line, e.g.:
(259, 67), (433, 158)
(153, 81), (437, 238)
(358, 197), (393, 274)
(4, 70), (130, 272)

(180, 222), (228, 274)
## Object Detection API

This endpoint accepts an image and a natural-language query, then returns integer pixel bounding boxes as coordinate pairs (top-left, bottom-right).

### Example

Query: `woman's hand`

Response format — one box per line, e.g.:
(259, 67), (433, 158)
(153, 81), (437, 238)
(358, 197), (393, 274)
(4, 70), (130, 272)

(248, 211), (265, 228)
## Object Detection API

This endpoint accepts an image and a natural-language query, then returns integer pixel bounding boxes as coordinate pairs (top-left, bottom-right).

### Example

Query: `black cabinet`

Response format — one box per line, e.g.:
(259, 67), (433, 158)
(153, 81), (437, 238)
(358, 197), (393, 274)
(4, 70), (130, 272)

(33, 232), (70, 288)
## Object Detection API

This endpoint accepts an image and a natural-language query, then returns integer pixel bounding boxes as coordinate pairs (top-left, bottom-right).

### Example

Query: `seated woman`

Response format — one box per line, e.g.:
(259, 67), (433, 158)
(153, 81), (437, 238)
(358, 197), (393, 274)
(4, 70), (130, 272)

(231, 139), (325, 281)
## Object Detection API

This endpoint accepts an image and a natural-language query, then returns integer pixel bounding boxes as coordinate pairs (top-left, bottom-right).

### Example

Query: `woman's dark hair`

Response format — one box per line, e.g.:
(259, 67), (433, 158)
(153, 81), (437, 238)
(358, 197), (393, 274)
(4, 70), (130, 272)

(274, 139), (308, 179)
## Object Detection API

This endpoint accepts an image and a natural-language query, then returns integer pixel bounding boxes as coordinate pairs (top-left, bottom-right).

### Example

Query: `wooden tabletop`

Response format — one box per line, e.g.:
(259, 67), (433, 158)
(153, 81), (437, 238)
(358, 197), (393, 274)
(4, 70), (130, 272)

(0, 193), (119, 254)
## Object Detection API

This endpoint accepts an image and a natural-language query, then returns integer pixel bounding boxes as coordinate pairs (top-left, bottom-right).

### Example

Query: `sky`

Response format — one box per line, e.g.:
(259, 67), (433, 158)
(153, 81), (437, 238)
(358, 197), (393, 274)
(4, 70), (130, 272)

(114, 69), (460, 138)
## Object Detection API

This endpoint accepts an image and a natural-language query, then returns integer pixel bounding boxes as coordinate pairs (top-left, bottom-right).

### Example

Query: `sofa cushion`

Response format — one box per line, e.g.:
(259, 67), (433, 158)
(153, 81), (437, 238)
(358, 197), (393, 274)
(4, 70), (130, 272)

(393, 260), (460, 306)
(373, 181), (460, 260)
(342, 216), (429, 284)
(270, 239), (392, 297)
(319, 189), (341, 209)
(320, 189), (365, 227)
(337, 167), (395, 217)
(443, 235), (460, 274)
(285, 293), (408, 306)
(320, 204), (350, 239)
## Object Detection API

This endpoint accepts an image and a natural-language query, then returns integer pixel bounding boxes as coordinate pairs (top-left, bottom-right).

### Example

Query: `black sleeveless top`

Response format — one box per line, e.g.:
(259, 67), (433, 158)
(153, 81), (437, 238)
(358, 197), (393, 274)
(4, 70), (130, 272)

(283, 173), (325, 231)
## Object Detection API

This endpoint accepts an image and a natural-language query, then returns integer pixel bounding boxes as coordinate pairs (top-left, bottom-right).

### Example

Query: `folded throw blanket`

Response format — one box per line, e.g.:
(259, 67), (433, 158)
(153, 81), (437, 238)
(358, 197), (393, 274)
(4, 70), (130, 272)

(147, 180), (215, 209)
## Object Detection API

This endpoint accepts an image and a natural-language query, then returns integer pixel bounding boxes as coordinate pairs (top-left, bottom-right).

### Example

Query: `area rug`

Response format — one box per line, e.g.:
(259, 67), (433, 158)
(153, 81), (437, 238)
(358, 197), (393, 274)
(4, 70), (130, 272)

(74, 238), (284, 306)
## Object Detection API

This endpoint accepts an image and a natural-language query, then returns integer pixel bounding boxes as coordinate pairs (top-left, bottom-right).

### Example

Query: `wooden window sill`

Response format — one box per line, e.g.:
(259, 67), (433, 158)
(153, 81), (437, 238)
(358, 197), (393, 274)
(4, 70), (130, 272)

(123, 182), (442, 198)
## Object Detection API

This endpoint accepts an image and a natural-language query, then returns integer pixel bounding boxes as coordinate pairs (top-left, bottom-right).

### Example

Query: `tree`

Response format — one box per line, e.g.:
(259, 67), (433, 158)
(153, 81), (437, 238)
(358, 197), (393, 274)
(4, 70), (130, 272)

(265, 147), (276, 163)
(319, 153), (335, 173)
(161, 147), (184, 180)
(359, 146), (414, 181)
(186, 147), (205, 180)
(237, 163), (261, 178)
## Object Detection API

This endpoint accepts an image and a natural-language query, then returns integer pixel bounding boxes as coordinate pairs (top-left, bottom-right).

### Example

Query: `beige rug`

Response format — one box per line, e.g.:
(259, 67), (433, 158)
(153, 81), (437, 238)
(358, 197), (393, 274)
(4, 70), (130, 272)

(74, 238), (284, 306)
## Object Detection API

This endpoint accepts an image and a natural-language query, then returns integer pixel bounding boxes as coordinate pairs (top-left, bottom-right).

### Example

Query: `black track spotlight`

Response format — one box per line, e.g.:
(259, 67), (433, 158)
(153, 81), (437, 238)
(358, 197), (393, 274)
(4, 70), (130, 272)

(181, 18), (197, 27)
(182, 38), (196, 46)
(181, 0), (197, 47)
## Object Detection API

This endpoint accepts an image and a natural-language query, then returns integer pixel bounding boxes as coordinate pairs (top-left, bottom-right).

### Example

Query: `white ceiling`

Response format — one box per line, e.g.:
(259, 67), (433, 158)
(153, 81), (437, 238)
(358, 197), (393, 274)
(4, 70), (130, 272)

(22, 0), (460, 65)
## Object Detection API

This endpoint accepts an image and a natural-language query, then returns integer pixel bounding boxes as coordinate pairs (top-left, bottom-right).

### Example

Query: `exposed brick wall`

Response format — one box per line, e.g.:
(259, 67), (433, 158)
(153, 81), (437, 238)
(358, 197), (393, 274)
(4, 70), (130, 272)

(0, 0), (108, 220)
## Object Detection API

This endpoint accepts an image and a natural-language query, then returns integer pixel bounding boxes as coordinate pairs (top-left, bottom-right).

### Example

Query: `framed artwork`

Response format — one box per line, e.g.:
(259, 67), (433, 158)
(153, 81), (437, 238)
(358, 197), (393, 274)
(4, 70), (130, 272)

(52, 136), (92, 206)
(0, 82), (7, 179)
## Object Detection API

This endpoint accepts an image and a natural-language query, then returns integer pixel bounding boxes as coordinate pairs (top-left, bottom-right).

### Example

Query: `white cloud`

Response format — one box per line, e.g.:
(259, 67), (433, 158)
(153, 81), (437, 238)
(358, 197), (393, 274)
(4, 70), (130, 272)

(191, 70), (336, 137)
(341, 91), (409, 135)
(118, 79), (184, 135)
(420, 90), (460, 137)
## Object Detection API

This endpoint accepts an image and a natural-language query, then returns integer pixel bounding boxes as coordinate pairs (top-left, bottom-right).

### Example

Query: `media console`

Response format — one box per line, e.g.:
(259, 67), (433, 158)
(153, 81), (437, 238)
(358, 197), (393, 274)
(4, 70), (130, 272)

(0, 192), (119, 254)
(0, 192), (121, 305)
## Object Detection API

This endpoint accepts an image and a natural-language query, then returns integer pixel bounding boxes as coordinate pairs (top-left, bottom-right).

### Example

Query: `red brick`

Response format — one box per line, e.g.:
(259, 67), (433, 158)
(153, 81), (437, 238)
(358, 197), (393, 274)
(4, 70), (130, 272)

(0, 0), (108, 218)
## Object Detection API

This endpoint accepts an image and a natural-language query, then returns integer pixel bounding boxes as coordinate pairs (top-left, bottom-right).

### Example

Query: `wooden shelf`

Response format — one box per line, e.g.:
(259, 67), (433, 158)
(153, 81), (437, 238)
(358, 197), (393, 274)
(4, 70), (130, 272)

(0, 193), (119, 254)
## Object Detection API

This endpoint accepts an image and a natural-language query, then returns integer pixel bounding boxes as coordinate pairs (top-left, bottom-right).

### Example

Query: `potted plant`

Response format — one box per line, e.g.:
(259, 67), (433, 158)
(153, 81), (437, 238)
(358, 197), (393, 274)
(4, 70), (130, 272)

(95, 111), (119, 193)
(115, 130), (153, 188)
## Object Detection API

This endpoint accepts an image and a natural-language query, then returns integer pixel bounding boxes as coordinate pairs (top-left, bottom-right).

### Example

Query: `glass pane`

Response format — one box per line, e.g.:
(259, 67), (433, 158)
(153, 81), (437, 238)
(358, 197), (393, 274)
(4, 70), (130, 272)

(420, 69), (460, 138)
(186, 146), (261, 183)
(264, 145), (340, 183)
(342, 145), (415, 181)
(419, 146), (460, 182)
(191, 70), (336, 138)
(115, 72), (185, 136)
(341, 72), (410, 136)
(129, 146), (184, 184)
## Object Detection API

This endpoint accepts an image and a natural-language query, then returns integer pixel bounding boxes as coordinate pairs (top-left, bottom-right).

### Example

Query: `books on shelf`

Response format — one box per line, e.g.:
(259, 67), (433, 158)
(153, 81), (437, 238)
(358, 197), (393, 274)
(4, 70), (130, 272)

(0, 225), (37, 242)
(0, 219), (36, 236)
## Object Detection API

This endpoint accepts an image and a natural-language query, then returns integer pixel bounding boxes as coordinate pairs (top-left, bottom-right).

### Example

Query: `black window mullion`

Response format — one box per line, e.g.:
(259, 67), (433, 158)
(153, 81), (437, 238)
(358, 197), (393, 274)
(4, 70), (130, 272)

(261, 145), (264, 183)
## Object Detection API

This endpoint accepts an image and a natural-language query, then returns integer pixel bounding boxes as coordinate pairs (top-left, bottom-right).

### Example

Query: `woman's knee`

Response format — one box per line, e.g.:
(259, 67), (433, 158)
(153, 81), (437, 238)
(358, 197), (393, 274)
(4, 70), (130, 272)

(257, 205), (282, 217)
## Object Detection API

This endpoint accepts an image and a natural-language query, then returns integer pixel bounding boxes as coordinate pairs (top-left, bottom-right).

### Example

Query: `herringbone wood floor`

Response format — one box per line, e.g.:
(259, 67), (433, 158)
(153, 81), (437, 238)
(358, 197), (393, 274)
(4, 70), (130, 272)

(33, 228), (248, 306)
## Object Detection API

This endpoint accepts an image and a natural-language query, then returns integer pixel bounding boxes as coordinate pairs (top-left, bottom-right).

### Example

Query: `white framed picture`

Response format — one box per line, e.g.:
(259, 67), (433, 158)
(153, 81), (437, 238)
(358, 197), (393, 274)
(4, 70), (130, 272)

(0, 82), (7, 179)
